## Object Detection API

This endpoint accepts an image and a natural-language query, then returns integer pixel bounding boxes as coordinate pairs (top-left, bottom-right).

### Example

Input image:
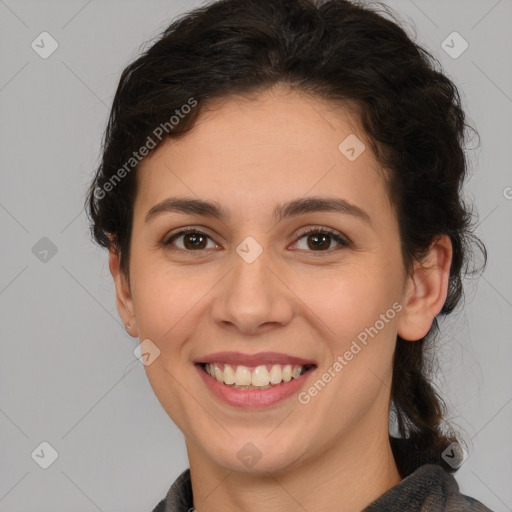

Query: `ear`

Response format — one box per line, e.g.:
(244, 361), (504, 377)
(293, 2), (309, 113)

(397, 235), (453, 341)
(109, 246), (138, 337)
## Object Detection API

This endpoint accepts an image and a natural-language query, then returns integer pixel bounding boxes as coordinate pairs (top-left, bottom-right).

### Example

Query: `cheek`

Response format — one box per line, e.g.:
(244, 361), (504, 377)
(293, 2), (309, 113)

(304, 270), (399, 406)
(129, 262), (175, 332)
(130, 260), (215, 348)
(292, 262), (400, 341)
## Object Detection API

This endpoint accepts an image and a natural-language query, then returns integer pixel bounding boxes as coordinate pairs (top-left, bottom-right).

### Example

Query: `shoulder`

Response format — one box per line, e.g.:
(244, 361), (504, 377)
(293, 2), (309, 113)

(151, 499), (166, 512)
(150, 468), (193, 512)
(364, 464), (495, 511)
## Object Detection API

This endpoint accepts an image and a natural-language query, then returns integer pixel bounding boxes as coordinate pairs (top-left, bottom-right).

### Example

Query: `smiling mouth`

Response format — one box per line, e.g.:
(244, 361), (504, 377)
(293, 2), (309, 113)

(198, 362), (316, 390)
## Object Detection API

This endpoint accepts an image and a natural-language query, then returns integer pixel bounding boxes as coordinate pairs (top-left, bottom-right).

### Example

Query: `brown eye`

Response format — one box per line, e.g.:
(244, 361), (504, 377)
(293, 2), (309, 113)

(165, 229), (217, 251)
(294, 227), (350, 252)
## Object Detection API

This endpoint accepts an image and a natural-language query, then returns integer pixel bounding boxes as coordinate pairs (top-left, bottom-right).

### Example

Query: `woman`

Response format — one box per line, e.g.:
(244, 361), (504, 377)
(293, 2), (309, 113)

(86, 0), (492, 510)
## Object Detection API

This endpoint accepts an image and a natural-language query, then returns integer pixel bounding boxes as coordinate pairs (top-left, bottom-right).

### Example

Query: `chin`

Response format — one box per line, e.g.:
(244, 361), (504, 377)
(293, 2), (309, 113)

(205, 439), (307, 476)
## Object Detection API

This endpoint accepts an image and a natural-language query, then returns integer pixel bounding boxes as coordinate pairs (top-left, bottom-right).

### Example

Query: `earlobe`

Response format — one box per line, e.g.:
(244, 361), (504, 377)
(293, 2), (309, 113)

(108, 247), (138, 337)
(397, 235), (453, 341)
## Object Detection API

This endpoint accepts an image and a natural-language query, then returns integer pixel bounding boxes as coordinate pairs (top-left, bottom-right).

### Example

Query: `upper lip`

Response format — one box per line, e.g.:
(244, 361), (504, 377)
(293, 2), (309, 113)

(194, 351), (317, 367)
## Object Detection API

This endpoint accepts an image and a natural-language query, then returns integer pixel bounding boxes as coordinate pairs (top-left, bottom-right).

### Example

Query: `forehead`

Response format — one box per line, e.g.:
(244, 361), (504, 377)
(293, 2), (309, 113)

(134, 86), (392, 224)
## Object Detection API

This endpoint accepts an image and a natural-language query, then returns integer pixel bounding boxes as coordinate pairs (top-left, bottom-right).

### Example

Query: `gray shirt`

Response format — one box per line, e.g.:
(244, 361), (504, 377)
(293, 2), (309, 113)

(151, 463), (493, 511)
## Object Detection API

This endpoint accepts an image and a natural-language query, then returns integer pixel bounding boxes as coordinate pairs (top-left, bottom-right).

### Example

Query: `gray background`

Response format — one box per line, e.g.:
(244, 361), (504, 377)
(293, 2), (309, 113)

(1, 1), (511, 511)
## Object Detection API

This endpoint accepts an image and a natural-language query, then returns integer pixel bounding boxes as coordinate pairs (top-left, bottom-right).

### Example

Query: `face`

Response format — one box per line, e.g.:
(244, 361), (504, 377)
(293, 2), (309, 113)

(111, 85), (451, 476)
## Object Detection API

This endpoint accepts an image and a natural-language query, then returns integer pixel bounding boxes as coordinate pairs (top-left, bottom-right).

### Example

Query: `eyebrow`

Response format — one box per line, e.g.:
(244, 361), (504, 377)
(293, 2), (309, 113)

(145, 196), (372, 226)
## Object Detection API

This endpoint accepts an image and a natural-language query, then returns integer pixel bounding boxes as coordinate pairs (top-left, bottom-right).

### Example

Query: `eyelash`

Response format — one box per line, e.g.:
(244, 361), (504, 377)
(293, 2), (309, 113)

(162, 226), (351, 254)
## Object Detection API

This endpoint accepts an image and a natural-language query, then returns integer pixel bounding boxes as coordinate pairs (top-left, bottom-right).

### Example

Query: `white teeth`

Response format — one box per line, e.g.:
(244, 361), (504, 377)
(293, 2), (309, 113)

(213, 363), (223, 382)
(234, 365), (252, 385)
(269, 365), (282, 384)
(251, 365), (270, 386)
(204, 362), (309, 388)
(282, 364), (292, 382)
(223, 364), (236, 385)
(291, 366), (302, 379)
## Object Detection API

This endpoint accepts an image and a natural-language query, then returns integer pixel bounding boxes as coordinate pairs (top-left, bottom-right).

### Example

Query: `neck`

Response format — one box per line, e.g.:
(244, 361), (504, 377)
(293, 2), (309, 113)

(186, 425), (402, 512)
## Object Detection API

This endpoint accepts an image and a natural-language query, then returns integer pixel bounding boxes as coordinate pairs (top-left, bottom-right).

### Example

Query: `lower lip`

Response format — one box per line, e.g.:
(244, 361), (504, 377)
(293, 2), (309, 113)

(195, 364), (316, 409)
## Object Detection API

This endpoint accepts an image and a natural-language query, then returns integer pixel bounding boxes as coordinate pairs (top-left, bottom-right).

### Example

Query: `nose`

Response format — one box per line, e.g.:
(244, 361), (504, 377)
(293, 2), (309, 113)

(211, 247), (294, 336)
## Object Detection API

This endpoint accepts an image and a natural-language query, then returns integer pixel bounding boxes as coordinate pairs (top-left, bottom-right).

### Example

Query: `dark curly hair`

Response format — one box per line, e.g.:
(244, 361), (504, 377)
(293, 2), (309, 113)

(85, 0), (486, 477)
